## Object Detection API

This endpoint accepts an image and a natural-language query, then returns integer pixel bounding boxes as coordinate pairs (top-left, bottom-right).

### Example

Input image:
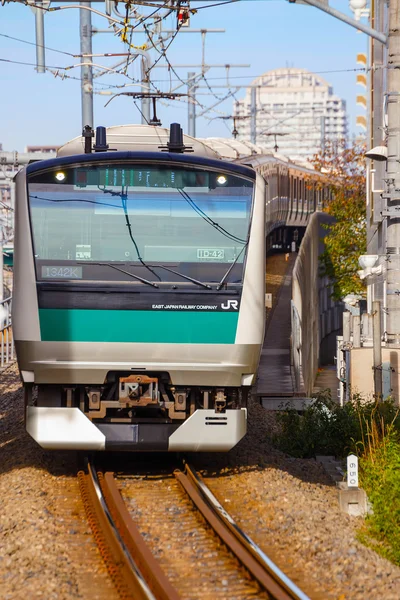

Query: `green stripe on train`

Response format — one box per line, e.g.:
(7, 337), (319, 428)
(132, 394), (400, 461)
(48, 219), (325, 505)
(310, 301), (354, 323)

(39, 309), (239, 344)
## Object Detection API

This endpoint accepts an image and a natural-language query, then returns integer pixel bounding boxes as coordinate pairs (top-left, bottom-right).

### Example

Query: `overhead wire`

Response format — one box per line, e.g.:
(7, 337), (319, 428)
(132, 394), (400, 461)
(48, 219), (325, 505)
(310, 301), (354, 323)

(148, 67), (382, 84)
(145, 26), (182, 76)
(15, 0), (126, 25)
(48, 69), (121, 88)
(0, 32), (75, 57)
(202, 72), (225, 101)
(120, 2), (148, 51)
(140, 24), (205, 101)
(131, 1), (169, 33)
(1, 1), (305, 130)
(0, 56), (68, 69)
(191, 0), (240, 9)
(0, 55), (125, 90)
(132, 99), (150, 123)
(0, 40), (235, 125)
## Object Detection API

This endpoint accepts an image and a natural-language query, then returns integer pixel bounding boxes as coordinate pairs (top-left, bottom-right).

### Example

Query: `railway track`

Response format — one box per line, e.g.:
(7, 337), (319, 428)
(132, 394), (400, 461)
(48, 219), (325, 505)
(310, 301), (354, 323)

(79, 461), (310, 600)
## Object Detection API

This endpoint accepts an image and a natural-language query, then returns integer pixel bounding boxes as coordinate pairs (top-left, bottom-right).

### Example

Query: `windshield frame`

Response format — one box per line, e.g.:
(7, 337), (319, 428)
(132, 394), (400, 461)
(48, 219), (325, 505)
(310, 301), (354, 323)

(26, 154), (256, 290)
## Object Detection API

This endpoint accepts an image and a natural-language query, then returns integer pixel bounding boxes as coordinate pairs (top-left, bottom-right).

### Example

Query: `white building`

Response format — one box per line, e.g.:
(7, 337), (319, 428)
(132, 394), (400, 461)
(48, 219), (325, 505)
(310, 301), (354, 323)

(234, 68), (348, 163)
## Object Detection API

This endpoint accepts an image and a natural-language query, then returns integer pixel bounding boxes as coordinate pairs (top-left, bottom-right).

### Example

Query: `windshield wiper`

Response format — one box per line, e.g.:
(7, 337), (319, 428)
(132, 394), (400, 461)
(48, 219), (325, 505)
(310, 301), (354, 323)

(216, 245), (247, 291)
(152, 265), (212, 290)
(78, 262), (159, 288)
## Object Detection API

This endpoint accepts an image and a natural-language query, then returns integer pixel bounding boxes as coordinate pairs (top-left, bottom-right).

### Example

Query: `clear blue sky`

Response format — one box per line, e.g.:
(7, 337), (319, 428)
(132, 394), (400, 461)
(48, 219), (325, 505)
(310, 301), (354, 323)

(0, 1), (368, 151)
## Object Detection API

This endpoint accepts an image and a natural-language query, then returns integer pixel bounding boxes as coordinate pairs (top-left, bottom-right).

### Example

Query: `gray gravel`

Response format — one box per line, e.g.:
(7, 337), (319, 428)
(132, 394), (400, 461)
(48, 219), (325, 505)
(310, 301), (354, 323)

(0, 364), (118, 600)
(1, 363), (399, 599)
(192, 398), (400, 600)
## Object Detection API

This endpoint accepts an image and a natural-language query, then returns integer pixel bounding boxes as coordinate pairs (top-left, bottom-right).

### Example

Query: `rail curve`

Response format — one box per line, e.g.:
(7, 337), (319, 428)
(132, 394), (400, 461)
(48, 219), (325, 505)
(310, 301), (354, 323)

(79, 461), (310, 600)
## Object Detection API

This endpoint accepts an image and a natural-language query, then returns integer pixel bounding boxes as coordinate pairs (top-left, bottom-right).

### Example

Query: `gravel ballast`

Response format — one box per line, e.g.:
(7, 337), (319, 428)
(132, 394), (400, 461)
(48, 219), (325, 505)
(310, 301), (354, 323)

(1, 365), (400, 598)
(192, 400), (400, 600)
(0, 365), (118, 600)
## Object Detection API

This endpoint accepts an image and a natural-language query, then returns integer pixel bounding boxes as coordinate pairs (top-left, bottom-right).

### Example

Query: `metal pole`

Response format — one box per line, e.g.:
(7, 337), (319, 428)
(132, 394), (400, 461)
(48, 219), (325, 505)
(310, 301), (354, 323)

(80, 2), (94, 129)
(373, 300), (383, 399)
(188, 72), (196, 137)
(250, 87), (256, 144)
(300, 0), (387, 45)
(10, 181), (15, 233)
(342, 311), (351, 403)
(385, 0), (400, 346)
(141, 57), (150, 124)
(34, 3), (45, 73)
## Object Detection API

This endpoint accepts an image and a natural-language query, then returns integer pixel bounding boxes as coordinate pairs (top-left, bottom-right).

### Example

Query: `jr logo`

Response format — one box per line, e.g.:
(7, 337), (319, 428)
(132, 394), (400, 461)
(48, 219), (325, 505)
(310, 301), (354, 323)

(221, 300), (239, 310)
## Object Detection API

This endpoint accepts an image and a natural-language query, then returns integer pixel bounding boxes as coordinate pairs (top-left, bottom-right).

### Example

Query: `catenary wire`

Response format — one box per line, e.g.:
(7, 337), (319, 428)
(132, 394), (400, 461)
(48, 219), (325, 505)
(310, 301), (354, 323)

(148, 67), (381, 84)
(0, 32), (75, 56)
(145, 26), (182, 76)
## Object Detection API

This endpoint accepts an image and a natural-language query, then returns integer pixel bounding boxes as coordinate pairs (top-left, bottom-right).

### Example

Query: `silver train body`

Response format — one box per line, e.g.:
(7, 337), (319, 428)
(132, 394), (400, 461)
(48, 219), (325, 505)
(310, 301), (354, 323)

(13, 126), (327, 452)
(13, 126), (265, 452)
(202, 138), (330, 245)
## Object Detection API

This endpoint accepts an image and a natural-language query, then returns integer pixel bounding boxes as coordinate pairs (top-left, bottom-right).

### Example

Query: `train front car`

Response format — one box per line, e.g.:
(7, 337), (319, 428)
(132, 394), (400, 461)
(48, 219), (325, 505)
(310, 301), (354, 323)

(13, 144), (265, 451)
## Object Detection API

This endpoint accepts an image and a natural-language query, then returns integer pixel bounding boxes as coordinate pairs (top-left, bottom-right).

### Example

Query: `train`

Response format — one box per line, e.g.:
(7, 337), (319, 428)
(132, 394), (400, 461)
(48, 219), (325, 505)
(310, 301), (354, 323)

(200, 137), (330, 249)
(13, 123), (328, 452)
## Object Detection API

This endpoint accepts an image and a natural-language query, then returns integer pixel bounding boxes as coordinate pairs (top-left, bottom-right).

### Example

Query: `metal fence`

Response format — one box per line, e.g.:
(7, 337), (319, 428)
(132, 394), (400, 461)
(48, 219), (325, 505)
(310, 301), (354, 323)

(1, 296), (14, 367)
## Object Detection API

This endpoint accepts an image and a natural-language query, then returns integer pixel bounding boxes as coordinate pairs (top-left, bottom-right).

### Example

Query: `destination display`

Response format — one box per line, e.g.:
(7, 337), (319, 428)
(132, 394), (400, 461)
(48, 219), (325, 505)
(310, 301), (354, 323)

(74, 167), (210, 190)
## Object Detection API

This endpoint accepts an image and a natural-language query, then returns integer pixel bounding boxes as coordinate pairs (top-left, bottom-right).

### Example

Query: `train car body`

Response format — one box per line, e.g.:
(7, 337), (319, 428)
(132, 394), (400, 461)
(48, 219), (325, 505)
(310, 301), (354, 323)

(13, 125), (266, 452)
(201, 138), (329, 248)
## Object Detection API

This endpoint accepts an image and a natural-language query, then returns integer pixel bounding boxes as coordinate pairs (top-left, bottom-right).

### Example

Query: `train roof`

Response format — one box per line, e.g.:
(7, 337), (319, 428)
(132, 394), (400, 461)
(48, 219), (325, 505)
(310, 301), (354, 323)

(56, 125), (318, 177)
(57, 124), (220, 160)
(198, 137), (317, 173)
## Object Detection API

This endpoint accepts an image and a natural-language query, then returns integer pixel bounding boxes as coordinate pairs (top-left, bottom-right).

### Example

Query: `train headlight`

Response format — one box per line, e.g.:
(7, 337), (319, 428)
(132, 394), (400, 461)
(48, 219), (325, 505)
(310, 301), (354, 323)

(55, 172), (66, 182)
(216, 175), (227, 186)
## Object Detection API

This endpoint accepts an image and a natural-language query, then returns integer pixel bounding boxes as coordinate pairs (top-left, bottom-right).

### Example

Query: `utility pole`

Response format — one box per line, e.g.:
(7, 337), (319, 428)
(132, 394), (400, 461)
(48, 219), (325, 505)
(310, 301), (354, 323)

(141, 56), (151, 124)
(187, 72), (196, 137)
(34, 3), (45, 73)
(80, 2), (94, 129)
(373, 300), (383, 397)
(30, 1), (49, 73)
(384, 0), (400, 346)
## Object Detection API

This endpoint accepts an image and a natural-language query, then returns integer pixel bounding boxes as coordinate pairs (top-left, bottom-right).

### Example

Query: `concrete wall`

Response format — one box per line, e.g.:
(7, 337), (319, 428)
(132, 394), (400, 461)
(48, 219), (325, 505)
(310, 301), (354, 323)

(291, 212), (342, 395)
(350, 347), (400, 405)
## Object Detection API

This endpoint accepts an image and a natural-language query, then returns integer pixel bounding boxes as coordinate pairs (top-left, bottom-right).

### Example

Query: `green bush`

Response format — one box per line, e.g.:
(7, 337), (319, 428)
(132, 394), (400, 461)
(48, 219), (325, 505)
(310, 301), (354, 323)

(272, 391), (400, 459)
(359, 428), (400, 565)
(271, 392), (400, 565)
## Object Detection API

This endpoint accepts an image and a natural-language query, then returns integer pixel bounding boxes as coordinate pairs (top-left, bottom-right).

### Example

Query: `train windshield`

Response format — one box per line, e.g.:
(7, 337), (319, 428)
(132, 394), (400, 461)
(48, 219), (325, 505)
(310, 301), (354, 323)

(27, 163), (254, 286)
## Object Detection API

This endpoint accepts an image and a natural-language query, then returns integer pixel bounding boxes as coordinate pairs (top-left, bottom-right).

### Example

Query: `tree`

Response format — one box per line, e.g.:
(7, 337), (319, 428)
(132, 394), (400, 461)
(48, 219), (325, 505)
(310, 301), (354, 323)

(310, 141), (367, 300)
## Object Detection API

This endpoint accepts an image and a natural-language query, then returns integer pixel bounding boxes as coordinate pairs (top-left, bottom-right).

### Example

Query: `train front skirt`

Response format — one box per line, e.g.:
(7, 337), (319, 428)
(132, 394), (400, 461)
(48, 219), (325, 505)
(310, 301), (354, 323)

(26, 406), (247, 452)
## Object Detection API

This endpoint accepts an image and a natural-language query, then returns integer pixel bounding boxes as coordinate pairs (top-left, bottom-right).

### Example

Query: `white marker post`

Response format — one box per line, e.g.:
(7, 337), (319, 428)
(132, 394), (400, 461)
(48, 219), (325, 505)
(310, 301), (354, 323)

(347, 454), (359, 488)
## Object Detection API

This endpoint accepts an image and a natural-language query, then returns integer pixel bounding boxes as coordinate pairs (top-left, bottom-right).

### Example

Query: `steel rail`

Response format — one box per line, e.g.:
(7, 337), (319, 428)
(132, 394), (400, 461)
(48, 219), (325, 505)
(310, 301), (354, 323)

(185, 464), (310, 600)
(101, 471), (181, 600)
(79, 463), (180, 600)
(175, 464), (310, 600)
